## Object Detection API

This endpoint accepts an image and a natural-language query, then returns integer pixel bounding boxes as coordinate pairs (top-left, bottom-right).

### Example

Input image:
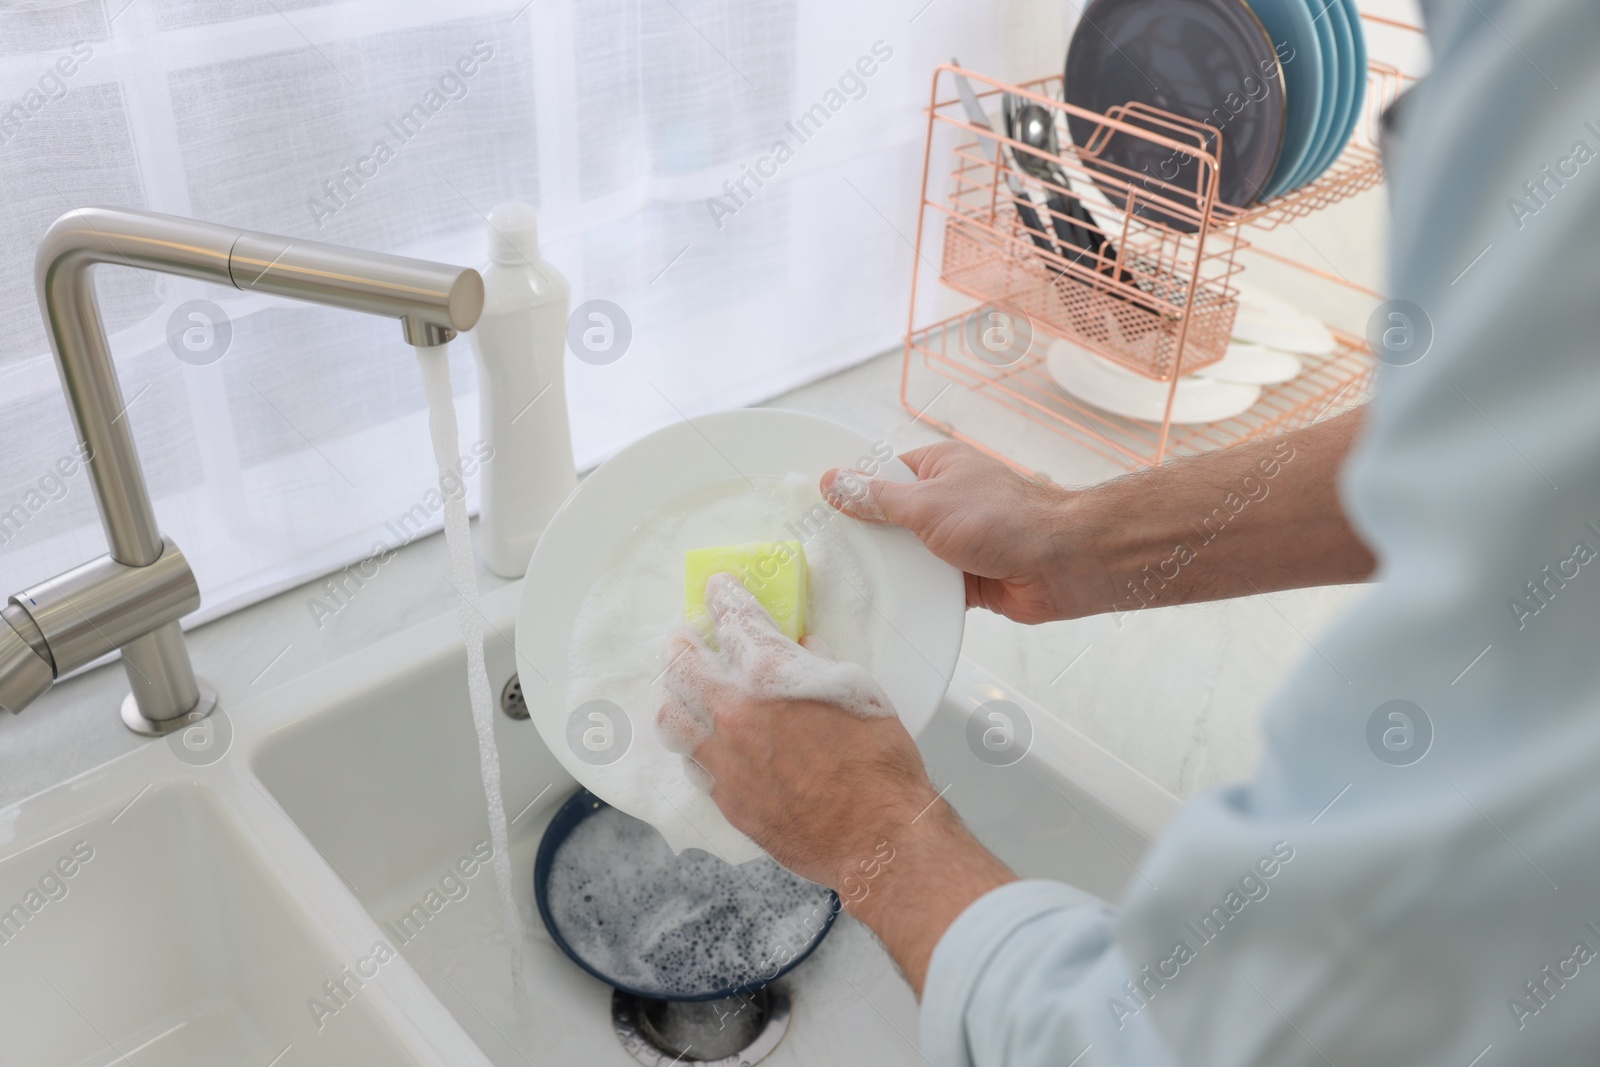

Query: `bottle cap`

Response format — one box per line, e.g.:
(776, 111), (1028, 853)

(488, 201), (540, 265)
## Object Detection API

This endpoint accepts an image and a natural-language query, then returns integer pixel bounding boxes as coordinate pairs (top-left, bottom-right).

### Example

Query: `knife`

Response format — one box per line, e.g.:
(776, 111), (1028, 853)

(949, 63), (1058, 259)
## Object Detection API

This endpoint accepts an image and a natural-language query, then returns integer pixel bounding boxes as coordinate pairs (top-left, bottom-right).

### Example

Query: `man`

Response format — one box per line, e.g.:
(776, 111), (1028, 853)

(660, 1), (1600, 1061)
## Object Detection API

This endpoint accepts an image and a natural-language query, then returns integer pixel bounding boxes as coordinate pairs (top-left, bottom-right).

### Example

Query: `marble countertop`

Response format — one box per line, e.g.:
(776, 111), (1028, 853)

(0, 346), (1362, 810)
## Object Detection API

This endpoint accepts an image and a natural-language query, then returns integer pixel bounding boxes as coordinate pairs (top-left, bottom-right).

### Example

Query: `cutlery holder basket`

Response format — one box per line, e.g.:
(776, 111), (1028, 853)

(937, 78), (1248, 383)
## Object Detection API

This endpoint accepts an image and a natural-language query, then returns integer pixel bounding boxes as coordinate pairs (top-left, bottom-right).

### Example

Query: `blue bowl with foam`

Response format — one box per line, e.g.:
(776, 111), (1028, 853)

(533, 788), (840, 1002)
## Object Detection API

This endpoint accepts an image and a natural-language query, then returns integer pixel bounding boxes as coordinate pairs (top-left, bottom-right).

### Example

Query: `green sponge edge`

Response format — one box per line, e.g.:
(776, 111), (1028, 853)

(683, 540), (807, 642)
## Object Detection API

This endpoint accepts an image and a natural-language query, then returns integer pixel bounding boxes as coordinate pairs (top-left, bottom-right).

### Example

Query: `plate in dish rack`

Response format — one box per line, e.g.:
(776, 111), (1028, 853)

(1195, 341), (1303, 385)
(1046, 338), (1262, 423)
(1063, 0), (1289, 227)
(515, 409), (965, 865)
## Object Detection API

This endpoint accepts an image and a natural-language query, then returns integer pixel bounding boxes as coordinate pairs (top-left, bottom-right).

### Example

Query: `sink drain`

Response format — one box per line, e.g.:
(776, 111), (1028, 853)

(612, 986), (789, 1066)
(500, 674), (528, 719)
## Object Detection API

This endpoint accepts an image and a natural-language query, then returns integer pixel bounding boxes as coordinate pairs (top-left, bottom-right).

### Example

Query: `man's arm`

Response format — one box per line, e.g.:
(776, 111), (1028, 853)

(822, 407), (1374, 623)
(1057, 408), (1375, 612)
(655, 575), (1016, 996)
(681, 413), (1376, 996)
(661, 575), (1174, 1066)
(837, 802), (1015, 996)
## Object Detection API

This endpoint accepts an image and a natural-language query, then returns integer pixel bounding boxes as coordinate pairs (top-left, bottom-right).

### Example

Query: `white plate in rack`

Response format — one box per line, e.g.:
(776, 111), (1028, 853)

(1045, 338), (1261, 424)
(1195, 341), (1303, 385)
(515, 409), (965, 865)
(1232, 283), (1338, 356)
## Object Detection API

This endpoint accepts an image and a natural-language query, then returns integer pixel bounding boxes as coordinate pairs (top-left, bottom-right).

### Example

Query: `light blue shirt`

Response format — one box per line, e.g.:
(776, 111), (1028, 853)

(922, 1), (1600, 1062)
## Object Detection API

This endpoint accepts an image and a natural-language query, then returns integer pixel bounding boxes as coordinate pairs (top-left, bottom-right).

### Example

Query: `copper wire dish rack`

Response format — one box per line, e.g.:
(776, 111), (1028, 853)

(901, 14), (1424, 470)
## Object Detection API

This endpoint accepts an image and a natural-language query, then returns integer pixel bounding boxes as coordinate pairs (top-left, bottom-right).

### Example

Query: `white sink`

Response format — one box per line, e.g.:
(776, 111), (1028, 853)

(0, 581), (1177, 1065)
(0, 782), (439, 1065)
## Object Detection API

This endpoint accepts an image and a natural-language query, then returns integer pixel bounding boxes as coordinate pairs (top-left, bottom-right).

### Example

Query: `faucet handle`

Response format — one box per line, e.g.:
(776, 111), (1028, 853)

(1, 537), (201, 717)
(0, 607), (53, 714)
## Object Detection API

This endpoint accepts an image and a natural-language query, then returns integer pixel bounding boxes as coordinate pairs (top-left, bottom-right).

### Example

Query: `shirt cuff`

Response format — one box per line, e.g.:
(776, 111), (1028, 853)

(920, 879), (1114, 1067)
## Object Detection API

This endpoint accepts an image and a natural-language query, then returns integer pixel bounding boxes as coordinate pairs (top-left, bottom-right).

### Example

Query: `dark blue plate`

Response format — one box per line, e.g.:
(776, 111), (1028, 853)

(533, 788), (839, 1002)
(1064, 0), (1288, 229)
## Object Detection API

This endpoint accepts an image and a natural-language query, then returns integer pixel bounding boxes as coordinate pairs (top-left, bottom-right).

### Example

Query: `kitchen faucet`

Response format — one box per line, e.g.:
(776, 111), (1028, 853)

(0, 207), (483, 734)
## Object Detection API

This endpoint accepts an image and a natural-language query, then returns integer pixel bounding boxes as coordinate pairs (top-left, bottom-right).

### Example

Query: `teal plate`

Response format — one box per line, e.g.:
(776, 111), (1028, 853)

(1281, 0), (1341, 191)
(1249, 0), (1327, 200)
(1328, 0), (1369, 172)
(1298, 0), (1359, 186)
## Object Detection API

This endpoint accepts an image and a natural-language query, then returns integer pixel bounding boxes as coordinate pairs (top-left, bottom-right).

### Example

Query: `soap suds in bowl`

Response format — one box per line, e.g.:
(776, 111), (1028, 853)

(545, 802), (836, 998)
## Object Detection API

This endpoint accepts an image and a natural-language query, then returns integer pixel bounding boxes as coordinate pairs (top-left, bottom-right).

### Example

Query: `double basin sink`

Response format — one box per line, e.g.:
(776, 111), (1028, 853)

(0, 581), (1177, 1065)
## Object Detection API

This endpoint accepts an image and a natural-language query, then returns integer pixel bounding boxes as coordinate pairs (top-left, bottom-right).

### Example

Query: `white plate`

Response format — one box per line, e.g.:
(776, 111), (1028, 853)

(515, 409), (965, 865)
(1046, 339), (1260, 424)
(1232, 283), (1338, 356)
(1195, 342), (1303, 385)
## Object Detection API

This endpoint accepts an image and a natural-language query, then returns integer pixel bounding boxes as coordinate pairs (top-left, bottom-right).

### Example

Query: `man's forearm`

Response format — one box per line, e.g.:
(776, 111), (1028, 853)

(843, 805), (1016, 997)
(1056, 408), (1375, 617)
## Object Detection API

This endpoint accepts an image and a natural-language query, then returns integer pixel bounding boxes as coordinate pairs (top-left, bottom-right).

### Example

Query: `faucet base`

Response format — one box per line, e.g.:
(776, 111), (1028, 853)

(121, 679), (218, 737)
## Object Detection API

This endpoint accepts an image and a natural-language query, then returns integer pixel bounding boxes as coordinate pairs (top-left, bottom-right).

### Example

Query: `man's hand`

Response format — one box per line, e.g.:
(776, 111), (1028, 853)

(657, 574), (933, 886)
(822, 411), (1376, 623)
(657, 574), (1016, 992)
(823, 443), (1081, 623)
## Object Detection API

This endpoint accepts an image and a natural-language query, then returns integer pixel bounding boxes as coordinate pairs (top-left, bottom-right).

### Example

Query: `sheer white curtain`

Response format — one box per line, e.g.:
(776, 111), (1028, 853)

(0, 0), (1067, 623)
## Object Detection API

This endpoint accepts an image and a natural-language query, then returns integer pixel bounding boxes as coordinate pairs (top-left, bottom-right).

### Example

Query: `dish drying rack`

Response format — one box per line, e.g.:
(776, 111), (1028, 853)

(901, 14), (1424, 470)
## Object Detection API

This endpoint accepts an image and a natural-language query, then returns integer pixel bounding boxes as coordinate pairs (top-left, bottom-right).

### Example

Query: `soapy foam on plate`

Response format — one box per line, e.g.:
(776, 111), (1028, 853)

(655, 575), (893, 758)
(565, 474), (881, 860)
(546, 803), (834, 996)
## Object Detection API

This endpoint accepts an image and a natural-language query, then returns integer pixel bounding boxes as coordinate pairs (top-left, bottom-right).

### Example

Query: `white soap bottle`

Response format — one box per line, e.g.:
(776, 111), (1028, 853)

(469, 202), (577, 578)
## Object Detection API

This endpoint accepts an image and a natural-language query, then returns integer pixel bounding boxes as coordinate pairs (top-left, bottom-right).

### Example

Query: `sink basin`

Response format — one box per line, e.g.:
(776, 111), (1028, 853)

(0, 782), (430, 1066)
(1, 580), (1177, 1065)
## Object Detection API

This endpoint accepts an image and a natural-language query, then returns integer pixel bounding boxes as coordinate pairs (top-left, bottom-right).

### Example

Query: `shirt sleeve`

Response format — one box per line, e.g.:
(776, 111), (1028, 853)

(921, 881), (1177, 1067)
(920, 2), (1600, 1064)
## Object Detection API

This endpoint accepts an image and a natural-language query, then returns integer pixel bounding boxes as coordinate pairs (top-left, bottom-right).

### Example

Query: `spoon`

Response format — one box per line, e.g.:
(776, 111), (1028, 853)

(1005, 97), (1124, 278)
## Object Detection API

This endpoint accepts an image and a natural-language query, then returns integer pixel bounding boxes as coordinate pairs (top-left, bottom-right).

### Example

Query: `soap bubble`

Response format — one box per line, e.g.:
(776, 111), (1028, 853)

(567, 299), (632, 365)
(1365, 300), (1433, 367)
(166, 706), (232, 766)
(568, 698), (632, 765)
(166, 299), (232, 366)
(1366, 699), (1432, 766)
(965, 699), (1032, 767)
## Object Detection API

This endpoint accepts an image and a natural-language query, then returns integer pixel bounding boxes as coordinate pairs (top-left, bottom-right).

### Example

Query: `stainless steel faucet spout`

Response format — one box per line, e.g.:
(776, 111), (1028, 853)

(227, 229), (483, 343)
(36, 210), (239, 565)
(7, 207), (486, 732)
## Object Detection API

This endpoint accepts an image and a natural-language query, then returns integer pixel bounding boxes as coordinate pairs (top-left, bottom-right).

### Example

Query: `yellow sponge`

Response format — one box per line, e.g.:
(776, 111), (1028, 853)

(684, 541), (807, 642)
